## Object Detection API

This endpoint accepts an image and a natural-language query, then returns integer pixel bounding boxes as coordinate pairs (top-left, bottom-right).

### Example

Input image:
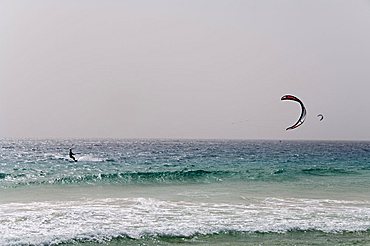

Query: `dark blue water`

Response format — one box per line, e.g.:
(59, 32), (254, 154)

(1, 139), (369, 186)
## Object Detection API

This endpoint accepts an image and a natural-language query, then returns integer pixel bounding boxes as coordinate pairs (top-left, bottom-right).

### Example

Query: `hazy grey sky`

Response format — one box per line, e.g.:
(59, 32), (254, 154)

(1, 0), (370, 140)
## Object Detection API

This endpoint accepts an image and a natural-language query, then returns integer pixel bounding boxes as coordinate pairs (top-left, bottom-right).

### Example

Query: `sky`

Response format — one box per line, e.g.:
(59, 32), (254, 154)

(1, 0), (370, 140)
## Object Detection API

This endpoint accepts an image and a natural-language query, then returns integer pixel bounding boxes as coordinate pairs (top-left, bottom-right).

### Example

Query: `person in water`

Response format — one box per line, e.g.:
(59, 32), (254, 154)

(69, 148), (77, 162)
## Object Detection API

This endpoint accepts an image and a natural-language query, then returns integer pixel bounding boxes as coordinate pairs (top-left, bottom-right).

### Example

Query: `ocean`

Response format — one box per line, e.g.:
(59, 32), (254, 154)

(0, 139), (369, 245)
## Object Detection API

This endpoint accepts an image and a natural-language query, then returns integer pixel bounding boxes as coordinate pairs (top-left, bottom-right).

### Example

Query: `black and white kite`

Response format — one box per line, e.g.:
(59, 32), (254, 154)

(281, 95), (307, 130)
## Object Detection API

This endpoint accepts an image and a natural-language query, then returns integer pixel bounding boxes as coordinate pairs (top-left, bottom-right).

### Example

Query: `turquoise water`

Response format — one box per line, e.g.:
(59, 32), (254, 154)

(0, 139), (370, 245)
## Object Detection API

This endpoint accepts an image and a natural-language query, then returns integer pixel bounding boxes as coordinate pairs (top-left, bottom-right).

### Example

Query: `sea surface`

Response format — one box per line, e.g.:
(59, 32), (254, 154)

(0, 139), (369, 245)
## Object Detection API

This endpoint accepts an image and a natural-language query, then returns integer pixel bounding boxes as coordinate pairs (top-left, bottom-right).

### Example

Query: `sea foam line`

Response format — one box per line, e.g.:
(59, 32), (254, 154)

(0, 197), (369, 245)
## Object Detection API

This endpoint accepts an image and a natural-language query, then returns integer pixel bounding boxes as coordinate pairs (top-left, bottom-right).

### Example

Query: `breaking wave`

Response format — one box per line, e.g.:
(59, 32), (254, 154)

(0, 197), (369, 245)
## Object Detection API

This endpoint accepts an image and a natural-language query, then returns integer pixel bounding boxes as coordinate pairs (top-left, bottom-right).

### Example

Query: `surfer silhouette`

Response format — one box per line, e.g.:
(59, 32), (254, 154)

(69, 148), (77, 162)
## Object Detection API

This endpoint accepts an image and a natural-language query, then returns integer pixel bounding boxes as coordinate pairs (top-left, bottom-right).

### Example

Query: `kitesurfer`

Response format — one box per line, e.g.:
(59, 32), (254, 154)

(69, 148), (77, 162)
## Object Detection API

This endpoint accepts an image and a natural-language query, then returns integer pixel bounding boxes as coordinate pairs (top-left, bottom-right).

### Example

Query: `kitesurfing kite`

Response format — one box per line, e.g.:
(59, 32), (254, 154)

(281, 95), (307, 130)
(317, 114), (324, 121)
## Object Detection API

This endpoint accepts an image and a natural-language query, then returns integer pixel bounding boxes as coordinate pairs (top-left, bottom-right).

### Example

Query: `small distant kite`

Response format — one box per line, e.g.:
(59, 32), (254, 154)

(317, 114), (324, 121)
(281, 95), (307, 130)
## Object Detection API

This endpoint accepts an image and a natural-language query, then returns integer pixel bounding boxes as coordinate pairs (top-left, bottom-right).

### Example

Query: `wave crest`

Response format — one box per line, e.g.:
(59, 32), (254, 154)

(52, 169), (233, 185)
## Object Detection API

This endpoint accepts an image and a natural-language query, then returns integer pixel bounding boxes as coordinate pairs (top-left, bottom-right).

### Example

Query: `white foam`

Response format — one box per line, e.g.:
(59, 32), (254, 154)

(77, 155), (104, 162)
(0, 197), (369, 245)
(42, 153), (104, 162)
